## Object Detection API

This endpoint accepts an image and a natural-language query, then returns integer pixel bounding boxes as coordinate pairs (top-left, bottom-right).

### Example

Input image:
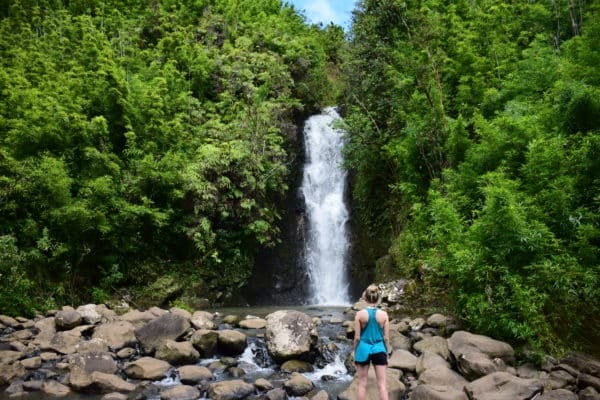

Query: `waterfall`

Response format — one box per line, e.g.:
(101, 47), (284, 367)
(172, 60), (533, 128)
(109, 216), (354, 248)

(301, 107), (350, 305)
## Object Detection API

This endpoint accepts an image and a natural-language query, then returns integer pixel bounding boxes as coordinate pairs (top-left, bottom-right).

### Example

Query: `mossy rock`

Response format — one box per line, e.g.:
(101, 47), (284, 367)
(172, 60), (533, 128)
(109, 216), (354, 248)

(135, 275), (183, 308)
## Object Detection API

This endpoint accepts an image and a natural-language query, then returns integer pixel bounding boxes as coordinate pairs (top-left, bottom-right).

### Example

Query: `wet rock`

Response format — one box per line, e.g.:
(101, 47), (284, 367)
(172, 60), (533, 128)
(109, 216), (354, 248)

(222, 315), (241, 326)
(537, 388), (578, 400)
(155, 339), (200, 365)
(339, 368), (405, 400)
(208, 379), (255, 400)
(134, 312), (190, 354)
(191, 311), (216, 330)
(177, 365), (212, 384)
(116, 347), (136, 359)
(388, 349), (418, 372)
(227, 366), (245, 378)
(283, 372), (314, 396)
(254, 378), (274, 391)
(464, 371), (543, 400)
(418, 366), (468, 391)
(312, 389), (329, 400)
(161, 384), (200, 400)
(266, 387), (287, 400)
(191, 329), (219, 357)
(41, 380), (72, 397)
(92, 321), (137, 351)
(408, 384), (468, 400)
(281, 359), (314, 373)
(265, 310), (317, 363)
(101, 393), (128, 400)
(448, 331), (515, 363)
(217, 330), (247, 356)
(55, 310), (82, 331)
(124, 357), (171, 380)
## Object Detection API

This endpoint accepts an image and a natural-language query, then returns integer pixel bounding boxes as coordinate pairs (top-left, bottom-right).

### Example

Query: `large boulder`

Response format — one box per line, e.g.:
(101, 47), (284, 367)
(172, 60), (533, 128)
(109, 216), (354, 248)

(88, 371), (136, 393)
(562, 353), (600, 378)
(217, 330), (247, 356)
(76, 304), (103, 325)
(134, 312), (190, 354)
(161, 384), (201, 400)
(416, 352), (451, 375)
(339, 368), (405, 400)
(123, 357), (171, 380)
(239, 318), (267, 330)
(409, 384), (468, 400)
(190, 311), (216, 330)
(418, 366), (468, 391)
(0, 361), (25, 385)
(448, 331), (514, 363)
(464, 371), (543, 400)
(191, 329), (219, 357)
(68, 352), (118, 391)
(265, 310), (317, 363)
(388, 349), (418, 372)
(92, 321), (137, 351)
(155, 339), (200, 365)
(55, 310), (83, 330)
(177, 365), (213, 384)
(457, 351), (507, 380)
(41, 380), (72, 397)
(413, 336), (450, 360)
(283, 372), (314, 396)
(44, 331), (83, 354)
(537, 389), (578, 400)
(208, 379), (255, 400)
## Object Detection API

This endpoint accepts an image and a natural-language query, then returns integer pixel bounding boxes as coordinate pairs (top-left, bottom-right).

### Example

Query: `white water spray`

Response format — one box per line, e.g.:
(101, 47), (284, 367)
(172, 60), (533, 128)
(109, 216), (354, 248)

(301, 107), (350, 305)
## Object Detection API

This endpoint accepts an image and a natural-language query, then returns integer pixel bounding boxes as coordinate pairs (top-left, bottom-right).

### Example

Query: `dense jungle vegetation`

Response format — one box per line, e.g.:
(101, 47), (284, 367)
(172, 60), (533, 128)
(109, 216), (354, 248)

(1, 0), (599, 356)
(342, 0), (600, 355)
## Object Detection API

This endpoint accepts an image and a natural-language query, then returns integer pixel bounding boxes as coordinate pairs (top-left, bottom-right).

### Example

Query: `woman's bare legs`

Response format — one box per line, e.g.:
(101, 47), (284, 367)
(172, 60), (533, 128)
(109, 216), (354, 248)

(356, 364), (369, 400)
(374, 364), (389, 400)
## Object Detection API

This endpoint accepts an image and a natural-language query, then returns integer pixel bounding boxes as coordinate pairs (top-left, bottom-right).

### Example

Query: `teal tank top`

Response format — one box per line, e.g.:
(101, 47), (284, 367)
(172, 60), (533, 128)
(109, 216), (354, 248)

(354, 307), (386, 363)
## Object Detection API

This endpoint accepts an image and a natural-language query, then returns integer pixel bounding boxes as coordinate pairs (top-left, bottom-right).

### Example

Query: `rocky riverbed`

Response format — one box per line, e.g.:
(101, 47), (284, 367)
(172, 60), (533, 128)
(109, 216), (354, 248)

(1, 280), (600, 400)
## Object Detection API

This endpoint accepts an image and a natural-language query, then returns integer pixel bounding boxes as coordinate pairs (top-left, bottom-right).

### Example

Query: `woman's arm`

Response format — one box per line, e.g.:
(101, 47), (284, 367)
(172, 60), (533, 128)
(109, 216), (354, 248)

(353, 311), (363, 350)
(383, 312), (391, 355)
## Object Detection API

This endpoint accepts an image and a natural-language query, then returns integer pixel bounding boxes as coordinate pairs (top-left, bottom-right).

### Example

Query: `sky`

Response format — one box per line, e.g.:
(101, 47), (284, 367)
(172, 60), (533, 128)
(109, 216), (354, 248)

(286, 0), (357, 29)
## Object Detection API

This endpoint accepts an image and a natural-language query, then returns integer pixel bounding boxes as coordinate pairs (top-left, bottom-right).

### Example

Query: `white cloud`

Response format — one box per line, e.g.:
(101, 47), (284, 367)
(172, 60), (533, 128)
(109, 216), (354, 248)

(304, 0), (339, 25)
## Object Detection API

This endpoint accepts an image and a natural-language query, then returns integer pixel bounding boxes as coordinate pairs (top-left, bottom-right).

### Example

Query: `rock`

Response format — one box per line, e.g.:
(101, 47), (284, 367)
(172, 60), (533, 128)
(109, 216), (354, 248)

(40, 352), (59, 362)
(426, 314), (451, 328)
(191, 329), (219, 357)
(32, 317), (56, 346)
(239, 318), (267, 330)
(0, 315), (19, 328)
(283, 372), (314, 396)
(76, 338), (110, 353)
(390, 331), (412, 351)
(312, 389), (330, 400)
(92, 321), (137, 351)
(155, 339), (200, 365)
(419, 366), (468, 391)
(101, 393), (128, 400)
(254, 378), (274, 391)
(134, 313), (190, 354)
(518, 363), (541, 379)
(281, 359), (314, 373)
(408, 384), (468, 400)
(76, 304), (102, 325)
(413, 336), (450, 360)
(191, 311), (216, 330)
(464, 371), (543, 400)
(339, 368), (405, 400)
(217, 330), (247, 356)
(208, 379), (255, 400)
(546, 369), (576, 390)
(410, 318), (426, 331)
(41, 380), (72, 397)
(222, 315), (241, 326)
(169, 307), (192, 320)
(120, 309), (156, 327)
(457, 351), (507, 380)
(21, 356), (42, 369)
(562, 353), (600, 377)
(124, 357), (171, 380)
(160, 384), (201, 400)
(579, 373), (600, 392)
(388, 349), (418, 372)
(0, 362), (25, 386)
(537, 389), (578, 400)
(55, 310), (82, 330)
(265, 310), (317, 363)
(68, 352), (118, 391)
(448, 331), (515, 363)
(266, 387), (287, 400)
(227, 366), (245, 378)
(0, 350), (23, 365)
(579, 386), (600, 400)
(44, 331), (82, 355)
(416, 351), (451, 375)
(177, 365), (212, 384)
(116, 347), (136, 359)
(89, 371), (136, 393)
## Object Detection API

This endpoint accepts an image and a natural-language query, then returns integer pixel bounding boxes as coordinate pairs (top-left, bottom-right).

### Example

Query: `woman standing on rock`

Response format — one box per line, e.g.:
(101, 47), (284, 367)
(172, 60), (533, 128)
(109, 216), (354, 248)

(353, 284), (391, 400)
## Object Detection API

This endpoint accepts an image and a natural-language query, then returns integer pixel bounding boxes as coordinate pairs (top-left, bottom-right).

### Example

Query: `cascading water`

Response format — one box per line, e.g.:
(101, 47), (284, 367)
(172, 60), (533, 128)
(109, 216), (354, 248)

(301, 107), (350, 305)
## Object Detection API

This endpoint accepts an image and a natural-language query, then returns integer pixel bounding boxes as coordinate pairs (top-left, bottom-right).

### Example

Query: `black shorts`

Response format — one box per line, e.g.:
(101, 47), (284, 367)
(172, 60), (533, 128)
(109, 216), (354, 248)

(355, 351), (388, 366)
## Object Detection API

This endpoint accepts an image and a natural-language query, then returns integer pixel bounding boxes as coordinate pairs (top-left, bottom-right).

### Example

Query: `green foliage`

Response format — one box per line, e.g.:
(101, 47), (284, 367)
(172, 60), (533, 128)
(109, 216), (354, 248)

(344, 0), (600, 354)
(0, 0), (339, 313)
